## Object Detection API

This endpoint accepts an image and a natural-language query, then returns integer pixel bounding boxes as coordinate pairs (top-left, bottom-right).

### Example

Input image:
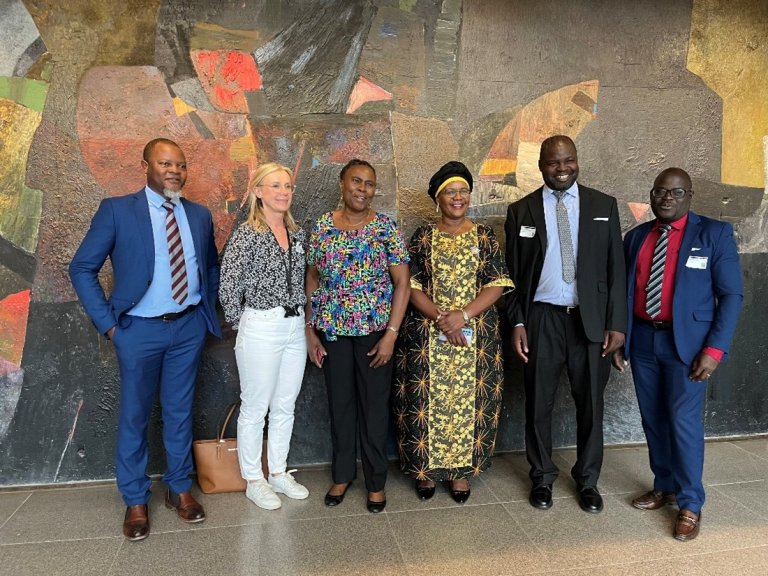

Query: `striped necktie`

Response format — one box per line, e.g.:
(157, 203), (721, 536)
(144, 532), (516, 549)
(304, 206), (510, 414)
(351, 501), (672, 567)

(552, 190), (576, 283)
(162, 201), (188, 305)
(645, 224), (672, 318)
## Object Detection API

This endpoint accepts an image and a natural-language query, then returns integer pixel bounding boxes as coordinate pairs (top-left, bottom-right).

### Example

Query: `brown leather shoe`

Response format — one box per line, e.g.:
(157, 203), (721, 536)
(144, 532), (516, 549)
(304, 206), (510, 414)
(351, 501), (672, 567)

(632, 490), (676, 510)
(673, 509), (701, 541)
(123, 504), (149, 541)
(165, 490), (206, 523)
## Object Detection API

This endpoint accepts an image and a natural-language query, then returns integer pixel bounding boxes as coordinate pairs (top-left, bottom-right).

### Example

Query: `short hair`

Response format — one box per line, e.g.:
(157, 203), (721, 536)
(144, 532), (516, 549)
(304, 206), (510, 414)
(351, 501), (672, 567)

(143, 138), (181, 162)
(539, 135), (577, 163)
(339, 158), (375, 180)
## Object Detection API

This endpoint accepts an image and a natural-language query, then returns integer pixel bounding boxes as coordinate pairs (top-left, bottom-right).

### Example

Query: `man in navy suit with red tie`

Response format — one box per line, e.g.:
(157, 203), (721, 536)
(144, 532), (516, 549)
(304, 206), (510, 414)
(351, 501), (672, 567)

(613, 167), (743, 541)
(69, 139), (221, 541)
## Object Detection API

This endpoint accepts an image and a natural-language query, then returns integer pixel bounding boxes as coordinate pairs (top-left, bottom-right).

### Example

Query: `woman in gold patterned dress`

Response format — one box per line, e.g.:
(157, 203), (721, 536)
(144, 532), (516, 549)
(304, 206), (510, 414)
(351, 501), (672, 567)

(394, 161), (514, 503)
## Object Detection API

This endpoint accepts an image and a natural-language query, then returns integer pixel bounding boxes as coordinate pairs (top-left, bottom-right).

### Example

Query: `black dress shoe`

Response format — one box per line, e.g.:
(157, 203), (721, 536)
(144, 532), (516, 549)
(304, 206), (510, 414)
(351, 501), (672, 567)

(415, 481), (436, 500)
(324, 482), (352, 507)
(578, 486), (603, 513)
(448, 481), (471, 504)
(529, 484), (553, 510)
(366, 497), (386, 513)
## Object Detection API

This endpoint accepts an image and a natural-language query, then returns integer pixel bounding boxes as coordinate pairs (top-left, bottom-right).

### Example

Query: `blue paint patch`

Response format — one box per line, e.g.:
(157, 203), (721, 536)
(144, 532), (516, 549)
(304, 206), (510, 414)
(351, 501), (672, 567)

(311, 158), (320, 168)
(593, 104), (598, 115)
(380, 22), (398, 37)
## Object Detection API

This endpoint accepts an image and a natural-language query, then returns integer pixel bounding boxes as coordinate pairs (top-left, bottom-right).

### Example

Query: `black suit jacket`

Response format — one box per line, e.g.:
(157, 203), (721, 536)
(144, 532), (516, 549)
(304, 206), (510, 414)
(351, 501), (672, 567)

(504, 185), (627, 343)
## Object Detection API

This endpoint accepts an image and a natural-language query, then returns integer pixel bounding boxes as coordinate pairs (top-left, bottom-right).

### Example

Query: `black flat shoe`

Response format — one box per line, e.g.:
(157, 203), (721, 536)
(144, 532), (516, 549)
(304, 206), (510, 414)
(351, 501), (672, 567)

(448, 481), (471, 504)
(529, 484), (553, 510)
(366, 498), (387, 513)
(416, 481), (436, 500)
(324, 482), (352, 507)
(578, 486), (603, 513)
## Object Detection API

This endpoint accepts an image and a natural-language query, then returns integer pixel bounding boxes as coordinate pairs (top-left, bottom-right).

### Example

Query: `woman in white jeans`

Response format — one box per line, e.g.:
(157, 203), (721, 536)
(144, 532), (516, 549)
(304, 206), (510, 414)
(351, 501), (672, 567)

(219, 162), (309, 510)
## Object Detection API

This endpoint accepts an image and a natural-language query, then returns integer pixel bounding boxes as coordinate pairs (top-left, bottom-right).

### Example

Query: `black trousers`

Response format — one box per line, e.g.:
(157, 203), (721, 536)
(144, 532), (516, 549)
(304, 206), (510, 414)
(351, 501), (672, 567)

(524, 302), (611, 488)
(322, 331), (392, 492)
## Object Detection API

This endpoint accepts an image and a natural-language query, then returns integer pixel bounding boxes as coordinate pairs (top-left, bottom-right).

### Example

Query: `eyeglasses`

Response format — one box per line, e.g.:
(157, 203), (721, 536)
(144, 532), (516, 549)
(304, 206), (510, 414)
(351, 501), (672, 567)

(651, 187), (689, 199)
(441, 188), (472, 198)
(259, 183), (295, 192)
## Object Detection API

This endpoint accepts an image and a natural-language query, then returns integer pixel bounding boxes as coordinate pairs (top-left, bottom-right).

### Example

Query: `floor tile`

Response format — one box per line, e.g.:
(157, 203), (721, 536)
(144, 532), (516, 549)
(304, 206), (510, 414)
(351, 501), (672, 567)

(384, 462), (500, 512)
(0, 486), (124, 543)
(703, 441), (768, 485)
(505, 495), (678, 568)
(554, 446), (653, 496)
(0, 537), (121, 576)
(109, 524), (262, 576)
(730, 437), (768, 462)
(554, 559), (696, 575)
(389, 503), (550, 575)
(475, 452), (534, 503)
(0, 491), (31, 529)
(691, 545), (768, 576)
(258, 514), (406, 576)
(710, 480), (768, 520)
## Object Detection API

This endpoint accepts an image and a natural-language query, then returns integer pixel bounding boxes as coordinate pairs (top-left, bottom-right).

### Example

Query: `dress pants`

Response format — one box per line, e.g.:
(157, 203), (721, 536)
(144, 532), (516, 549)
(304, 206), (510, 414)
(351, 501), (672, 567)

(630, 321), (707, 513)
(322, 331), (392, 492)
(234, 307), (307, 480)
(112, 307), (208, 506)
(524, 302), (610, 487)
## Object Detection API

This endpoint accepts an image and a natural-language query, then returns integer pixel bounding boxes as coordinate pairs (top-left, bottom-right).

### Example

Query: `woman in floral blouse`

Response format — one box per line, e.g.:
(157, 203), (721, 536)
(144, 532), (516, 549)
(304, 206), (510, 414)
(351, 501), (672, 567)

(305, 159), (410, 513)
(219, 163), (309, 511)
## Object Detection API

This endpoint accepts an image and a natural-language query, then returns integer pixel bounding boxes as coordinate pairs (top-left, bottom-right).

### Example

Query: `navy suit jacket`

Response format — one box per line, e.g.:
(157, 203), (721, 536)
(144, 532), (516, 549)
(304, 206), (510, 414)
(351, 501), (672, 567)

(623, 211), (742, 365)
(69, 189), (221, 338)
(505, 185), (627, 343)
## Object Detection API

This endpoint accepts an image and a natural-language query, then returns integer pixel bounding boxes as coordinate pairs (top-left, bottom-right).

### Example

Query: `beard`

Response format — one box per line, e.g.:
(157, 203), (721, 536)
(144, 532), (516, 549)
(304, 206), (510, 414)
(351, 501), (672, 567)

(163, 188), (183, 201)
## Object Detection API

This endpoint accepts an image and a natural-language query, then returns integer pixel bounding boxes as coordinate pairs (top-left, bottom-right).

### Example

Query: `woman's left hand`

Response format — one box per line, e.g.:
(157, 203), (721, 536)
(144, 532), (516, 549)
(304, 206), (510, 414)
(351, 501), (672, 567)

(367, 330), (397, 368)
(436, 310), (466, 337)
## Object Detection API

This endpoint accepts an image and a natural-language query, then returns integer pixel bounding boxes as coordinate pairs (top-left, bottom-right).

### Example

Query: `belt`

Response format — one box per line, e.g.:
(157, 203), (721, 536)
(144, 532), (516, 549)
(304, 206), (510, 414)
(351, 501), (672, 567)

(148, 304), (198, 322)
(635, 317), (673, 330)
(534, 302), (579, 315)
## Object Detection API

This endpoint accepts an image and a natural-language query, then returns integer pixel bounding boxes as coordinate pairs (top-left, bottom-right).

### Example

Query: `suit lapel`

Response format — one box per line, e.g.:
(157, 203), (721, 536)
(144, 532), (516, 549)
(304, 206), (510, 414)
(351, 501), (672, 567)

(131, 190), (154, 278)
(576, 186), (594, 266)
(676, 211), (700, 272)
(180, 198), (203, 262)
(529, 188), (547, 254)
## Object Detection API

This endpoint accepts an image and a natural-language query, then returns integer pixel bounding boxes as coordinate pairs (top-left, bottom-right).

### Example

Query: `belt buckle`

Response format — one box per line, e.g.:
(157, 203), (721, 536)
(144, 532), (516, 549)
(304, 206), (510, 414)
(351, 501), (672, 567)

(652, 320), (663, 329)
(565, 306), (576, 315)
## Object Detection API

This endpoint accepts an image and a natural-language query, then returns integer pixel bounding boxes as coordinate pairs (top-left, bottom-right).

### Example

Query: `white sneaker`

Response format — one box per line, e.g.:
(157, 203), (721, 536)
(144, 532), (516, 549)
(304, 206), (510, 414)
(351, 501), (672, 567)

(246, 478), (282, 510)
(269, 470), (310, 500)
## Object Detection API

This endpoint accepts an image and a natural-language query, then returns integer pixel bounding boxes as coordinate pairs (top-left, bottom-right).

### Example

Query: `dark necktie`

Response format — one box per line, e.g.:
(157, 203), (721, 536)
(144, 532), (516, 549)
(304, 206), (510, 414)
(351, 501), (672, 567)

(552, 190), (576, 283)
(162, 201), (188, 305)
(645, 224), (672, 318)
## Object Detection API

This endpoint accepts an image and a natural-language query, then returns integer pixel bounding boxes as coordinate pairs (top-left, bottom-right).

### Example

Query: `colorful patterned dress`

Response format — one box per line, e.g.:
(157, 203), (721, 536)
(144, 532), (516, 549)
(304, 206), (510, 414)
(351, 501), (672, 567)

(307, 211), (409, 338)
(394, 223), (513, 481)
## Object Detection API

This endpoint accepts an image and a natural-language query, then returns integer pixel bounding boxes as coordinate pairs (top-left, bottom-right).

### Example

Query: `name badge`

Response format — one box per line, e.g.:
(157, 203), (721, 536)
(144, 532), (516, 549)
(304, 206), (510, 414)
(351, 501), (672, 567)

(686, 255), (708, 269)
(520, 226), (536, 238)
(438, 327), (474, 345)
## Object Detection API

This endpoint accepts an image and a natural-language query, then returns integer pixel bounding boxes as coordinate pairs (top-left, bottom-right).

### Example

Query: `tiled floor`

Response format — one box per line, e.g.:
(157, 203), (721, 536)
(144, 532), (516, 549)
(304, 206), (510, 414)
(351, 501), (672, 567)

(2, 438), (767, 576)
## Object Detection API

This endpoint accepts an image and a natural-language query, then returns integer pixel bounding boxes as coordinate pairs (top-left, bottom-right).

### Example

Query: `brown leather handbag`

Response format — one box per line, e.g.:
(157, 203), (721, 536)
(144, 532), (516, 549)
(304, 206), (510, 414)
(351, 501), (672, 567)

(193, 401), (247, 494)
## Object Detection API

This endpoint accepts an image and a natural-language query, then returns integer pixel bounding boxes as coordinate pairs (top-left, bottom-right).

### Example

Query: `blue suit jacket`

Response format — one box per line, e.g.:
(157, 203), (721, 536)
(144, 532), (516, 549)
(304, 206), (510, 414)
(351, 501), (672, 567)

(69, 190), (222, 338)
(623, 211), (742, 365)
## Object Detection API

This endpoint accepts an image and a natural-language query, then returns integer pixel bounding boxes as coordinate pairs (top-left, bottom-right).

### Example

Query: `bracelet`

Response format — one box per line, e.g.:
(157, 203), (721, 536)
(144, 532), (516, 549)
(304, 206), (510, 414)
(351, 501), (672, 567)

(305, 321), (314, 328)
(386, 326), (399, 335)
(462, 309), (470, 324)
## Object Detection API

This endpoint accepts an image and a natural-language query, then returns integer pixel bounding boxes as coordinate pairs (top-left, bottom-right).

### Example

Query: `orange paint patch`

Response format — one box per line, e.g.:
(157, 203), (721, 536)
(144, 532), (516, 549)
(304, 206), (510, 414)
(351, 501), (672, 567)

(191, 50), (262, 113)
(346, 76), (393, 114)
(0, 289), (31, 369)
(628, 202), (651, 222)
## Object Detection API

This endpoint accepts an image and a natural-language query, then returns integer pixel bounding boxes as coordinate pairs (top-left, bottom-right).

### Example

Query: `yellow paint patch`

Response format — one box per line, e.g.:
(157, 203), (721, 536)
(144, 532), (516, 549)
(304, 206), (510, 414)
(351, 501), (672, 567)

(172, 96), (196, 116)
(479, 158), (517, 178)
(688, 0), (768, 187)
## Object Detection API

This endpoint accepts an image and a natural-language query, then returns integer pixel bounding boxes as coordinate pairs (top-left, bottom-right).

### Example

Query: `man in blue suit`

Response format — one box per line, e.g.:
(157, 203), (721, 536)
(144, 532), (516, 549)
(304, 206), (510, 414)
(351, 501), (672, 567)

(69, 138), (221, 541)
(612, 167), (742, 542)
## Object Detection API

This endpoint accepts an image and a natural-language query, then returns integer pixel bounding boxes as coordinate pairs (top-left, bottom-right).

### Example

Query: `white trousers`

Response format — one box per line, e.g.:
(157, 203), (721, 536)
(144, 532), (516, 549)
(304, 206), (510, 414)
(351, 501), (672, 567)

(235, 306), (307, 480)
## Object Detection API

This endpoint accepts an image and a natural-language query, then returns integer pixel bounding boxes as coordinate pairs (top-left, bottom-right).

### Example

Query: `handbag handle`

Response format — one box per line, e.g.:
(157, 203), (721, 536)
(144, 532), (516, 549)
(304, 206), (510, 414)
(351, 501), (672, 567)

(218, 401), (241, 442)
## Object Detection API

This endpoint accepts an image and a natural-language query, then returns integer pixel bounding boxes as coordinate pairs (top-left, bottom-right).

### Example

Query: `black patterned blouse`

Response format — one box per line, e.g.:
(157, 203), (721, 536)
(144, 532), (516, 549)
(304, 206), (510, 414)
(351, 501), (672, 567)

(219, 223), (307, 325)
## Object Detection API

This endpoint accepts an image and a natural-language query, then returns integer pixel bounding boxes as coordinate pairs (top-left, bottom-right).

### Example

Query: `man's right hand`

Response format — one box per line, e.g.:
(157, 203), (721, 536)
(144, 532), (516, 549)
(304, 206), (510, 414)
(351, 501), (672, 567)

(512, 325), (528, 363)
(611, 348), (628, 372)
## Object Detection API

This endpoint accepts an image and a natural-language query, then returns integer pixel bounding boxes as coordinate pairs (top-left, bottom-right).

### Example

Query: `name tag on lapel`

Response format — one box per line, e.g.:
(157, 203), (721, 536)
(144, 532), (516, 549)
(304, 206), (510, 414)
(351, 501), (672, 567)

(686, 255), (708, 269)
(593, 217), (609, 221)
(520, 226), (536, 238)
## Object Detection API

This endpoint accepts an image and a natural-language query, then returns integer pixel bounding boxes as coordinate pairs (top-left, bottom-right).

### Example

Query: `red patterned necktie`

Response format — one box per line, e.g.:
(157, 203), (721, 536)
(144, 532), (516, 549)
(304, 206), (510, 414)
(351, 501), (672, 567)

(162, 201), (188, 305)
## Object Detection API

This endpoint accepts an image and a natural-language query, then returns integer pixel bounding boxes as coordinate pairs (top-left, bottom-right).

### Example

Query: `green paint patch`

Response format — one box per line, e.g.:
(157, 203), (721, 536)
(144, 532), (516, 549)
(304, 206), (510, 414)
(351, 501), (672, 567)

(399, 0), (417, 11)
(0, 77), (49, 113)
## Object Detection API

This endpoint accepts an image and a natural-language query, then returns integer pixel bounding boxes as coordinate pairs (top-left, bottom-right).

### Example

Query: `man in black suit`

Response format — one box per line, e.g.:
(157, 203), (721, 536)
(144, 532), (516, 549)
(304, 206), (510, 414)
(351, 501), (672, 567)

(505, 135), (627, 513)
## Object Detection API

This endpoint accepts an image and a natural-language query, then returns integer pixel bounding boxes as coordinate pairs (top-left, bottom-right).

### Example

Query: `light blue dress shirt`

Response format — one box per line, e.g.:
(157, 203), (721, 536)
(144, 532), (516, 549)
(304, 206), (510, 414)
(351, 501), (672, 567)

(533, 182), (580, 307)
(128, 187), (201, 317)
